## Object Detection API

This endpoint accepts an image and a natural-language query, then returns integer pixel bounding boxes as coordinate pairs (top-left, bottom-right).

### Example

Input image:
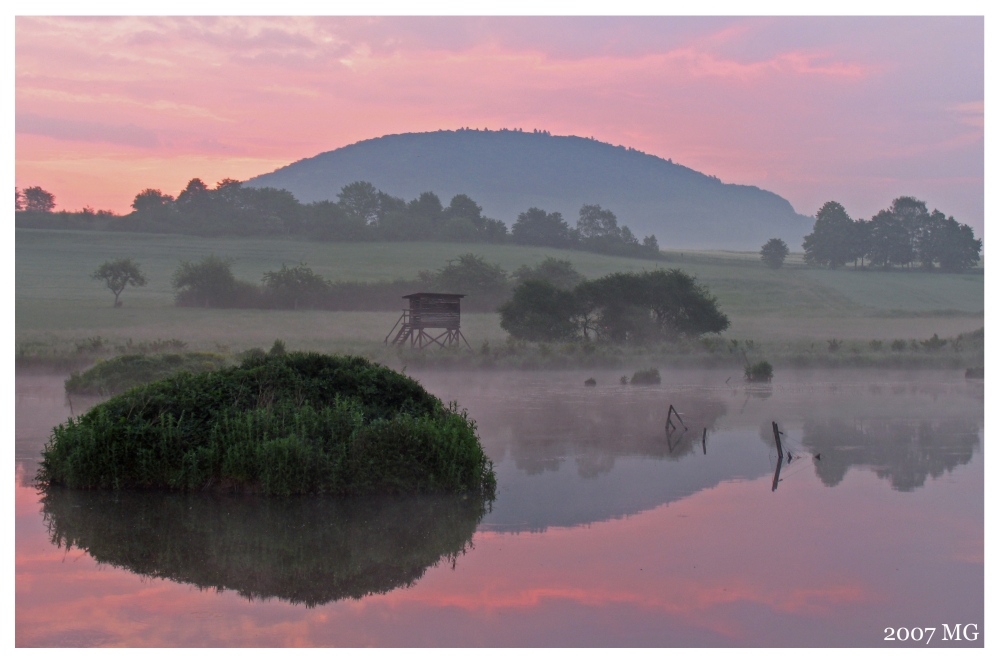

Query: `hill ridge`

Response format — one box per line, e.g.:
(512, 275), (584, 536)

(246, 129), (812, 250)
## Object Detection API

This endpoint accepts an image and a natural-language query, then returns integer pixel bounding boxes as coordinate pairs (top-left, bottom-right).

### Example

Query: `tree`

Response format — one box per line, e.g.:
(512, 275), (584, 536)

(171, 255), (239, 307)
(15, 187), (24, 211)
(22, 186), (56, 212)
(759, 238), (789, 268)
(337, 181), (382, 226)
(131, 188), (174, 213)
(91, 258), (148, 307)
(513, 257), (583, 290)
(511, 207), (572, 247)
(577, 204), (620, 240)
(262, 263), (330, 309)
(802, 201), (855, 268)
(934, 217), (982, 272)
(498, 280), (580, 342)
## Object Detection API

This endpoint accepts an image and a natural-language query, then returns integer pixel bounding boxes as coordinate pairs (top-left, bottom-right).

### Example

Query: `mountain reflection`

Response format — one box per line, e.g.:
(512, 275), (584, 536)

(41, 488), (487, 607)
(799, 418), (980, 491)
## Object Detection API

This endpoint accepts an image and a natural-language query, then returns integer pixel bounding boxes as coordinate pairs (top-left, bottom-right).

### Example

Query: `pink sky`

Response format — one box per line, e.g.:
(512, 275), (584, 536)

(15, 16), (984, 233)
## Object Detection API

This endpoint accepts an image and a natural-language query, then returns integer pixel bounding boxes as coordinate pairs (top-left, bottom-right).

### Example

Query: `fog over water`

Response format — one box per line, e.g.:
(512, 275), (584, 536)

(15, 369), (983, 646)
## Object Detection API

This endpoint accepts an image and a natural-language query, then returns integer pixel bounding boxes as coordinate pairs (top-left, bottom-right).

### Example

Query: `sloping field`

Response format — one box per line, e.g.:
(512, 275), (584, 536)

(16, 229), (983, 351)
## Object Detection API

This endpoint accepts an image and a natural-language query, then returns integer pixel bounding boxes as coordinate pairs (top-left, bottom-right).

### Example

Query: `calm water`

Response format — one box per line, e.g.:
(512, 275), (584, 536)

(15, 369), (983, 647)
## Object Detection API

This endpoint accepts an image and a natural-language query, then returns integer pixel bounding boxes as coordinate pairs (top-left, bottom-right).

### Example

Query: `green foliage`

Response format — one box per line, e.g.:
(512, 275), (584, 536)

(513, 256), (583, 290)
(65, 352), (230, 396)
(760, 238), (789, 268)
(500, 268), (729, 345)
(420, 253), (511, 310)
(39, 352), (496, 497)
(579, 269), (730, 342)
(171, 255), (243, 307)
(91, 257), (148, 307)
(261, 262), (331, 309)
(511, 207), (572, 248)
(744, 360), (773, 382)
(498, 280), (579, 342)
(630, 367), (661, 384)
(804, 197), (981, 272)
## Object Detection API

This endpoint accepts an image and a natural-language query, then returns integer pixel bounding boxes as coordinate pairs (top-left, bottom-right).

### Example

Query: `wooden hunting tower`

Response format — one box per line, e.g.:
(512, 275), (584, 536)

(384, 293), (472, 350)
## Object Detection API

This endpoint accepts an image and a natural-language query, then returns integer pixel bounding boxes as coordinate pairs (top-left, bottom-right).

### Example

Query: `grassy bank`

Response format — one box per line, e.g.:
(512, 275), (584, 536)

(39, 352), (497, 497)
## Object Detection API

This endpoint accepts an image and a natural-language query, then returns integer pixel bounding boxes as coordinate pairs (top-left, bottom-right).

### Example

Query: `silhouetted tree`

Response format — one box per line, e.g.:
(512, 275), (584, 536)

(15, 187), (24, 211)
(131, 188), (175, 213)
(91, 258), (148, 307)
(261, 263), (330, 309)
(22, 186), (56, 212)
(337, 181), (382, 226)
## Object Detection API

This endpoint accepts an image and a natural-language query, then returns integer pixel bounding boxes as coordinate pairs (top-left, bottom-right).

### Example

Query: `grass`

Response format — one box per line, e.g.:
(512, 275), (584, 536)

(39, 352), (497, 497)
(16, 228), (983, 369)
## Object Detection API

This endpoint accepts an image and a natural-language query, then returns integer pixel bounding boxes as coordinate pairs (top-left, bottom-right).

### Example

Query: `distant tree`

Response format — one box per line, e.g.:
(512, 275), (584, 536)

(337, 181), (382, 226)
(934, 216), (982, 272)
(22, 186), (56, 213)
(511, 207), (572, 247)
(759, 238), (789, 268)
(642, 235), (660, 252)
(131, 188), (175, 213)
(303, 200), (367, 240)
(577, 204), (620, 240)
(15, 187), (24, 211)
(91, 258), (148, 308)
(175, 178), (209, 208)
(802, 201), (855, 268)
(498, 280), (580, 342)
(421, 253), (510, 310)
(262, 263), (330, 309)
(502, 269), (728, 344)
(171, 255), (239, 307)
(513, 257), (583, 290)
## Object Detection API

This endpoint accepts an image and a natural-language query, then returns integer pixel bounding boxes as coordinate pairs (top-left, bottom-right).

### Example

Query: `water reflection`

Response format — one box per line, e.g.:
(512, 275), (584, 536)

(799, 418), (980, 491)
(41, 488), (487, 607)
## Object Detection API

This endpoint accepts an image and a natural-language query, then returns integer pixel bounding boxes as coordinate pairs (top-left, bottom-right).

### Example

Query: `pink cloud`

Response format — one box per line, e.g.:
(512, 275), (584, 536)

(14, 16), (983, 233)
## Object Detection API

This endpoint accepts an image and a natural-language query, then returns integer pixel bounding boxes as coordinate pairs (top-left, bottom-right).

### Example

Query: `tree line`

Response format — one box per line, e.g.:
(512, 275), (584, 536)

(90, 251), (729, 346)
(17, 179), (661, 260)
(800, 197), (981, 272)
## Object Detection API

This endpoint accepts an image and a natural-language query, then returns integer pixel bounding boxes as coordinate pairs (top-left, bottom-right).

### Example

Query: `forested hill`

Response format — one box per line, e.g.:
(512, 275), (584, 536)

(246, 129), (812, 250)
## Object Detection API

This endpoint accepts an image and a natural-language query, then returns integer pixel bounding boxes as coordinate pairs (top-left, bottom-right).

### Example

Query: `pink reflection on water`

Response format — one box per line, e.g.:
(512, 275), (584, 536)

(16, 448), (981, 647)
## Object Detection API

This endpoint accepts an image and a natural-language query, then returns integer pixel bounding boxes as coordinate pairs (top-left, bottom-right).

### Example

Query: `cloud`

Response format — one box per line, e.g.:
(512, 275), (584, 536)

(16, 113), (160, 148)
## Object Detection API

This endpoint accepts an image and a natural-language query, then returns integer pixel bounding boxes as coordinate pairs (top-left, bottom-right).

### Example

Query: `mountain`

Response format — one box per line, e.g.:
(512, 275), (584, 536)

(246, 129), (813, 250)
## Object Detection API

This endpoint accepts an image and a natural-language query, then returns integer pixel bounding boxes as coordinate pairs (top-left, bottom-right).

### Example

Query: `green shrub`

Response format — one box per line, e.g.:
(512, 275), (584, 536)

(744, 360), (774, 383)
(65, 352), (230, 396)
(40, 352), (496, 497)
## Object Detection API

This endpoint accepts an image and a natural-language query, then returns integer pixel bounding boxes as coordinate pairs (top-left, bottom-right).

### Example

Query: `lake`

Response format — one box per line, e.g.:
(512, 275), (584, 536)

(15, 369), (983, 647)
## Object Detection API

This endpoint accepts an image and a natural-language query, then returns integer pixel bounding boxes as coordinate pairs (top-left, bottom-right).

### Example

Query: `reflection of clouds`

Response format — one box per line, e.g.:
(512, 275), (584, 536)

(801, 418), (979, 491)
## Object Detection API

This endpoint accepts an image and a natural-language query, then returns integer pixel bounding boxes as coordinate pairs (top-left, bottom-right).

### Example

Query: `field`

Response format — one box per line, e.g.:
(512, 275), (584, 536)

(16, 228), (984, 368)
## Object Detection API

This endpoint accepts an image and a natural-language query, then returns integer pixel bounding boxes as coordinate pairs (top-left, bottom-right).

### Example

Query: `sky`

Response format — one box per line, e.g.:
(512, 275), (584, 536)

(14, 16), (985, 233)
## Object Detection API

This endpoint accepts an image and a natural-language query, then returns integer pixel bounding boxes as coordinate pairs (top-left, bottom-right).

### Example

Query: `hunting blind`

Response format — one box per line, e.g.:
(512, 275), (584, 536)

(384, 293), (471, 350)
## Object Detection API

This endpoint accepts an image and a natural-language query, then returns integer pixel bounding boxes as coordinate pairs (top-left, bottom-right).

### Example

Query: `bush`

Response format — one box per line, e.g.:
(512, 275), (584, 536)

(65, 352), (230, 396)
(40, 352), (496, 497)
(744, 360), (773, 382)
(760, 238), (789, 268)
(630, 368), (661, 385)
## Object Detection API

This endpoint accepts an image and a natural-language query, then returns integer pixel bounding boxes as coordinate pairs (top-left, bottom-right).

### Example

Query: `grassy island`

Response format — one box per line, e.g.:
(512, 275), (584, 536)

(39, 351), (496, 497)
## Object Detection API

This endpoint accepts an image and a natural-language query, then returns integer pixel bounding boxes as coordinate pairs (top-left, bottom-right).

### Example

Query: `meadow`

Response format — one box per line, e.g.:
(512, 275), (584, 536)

(16, 228), (983, 370)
